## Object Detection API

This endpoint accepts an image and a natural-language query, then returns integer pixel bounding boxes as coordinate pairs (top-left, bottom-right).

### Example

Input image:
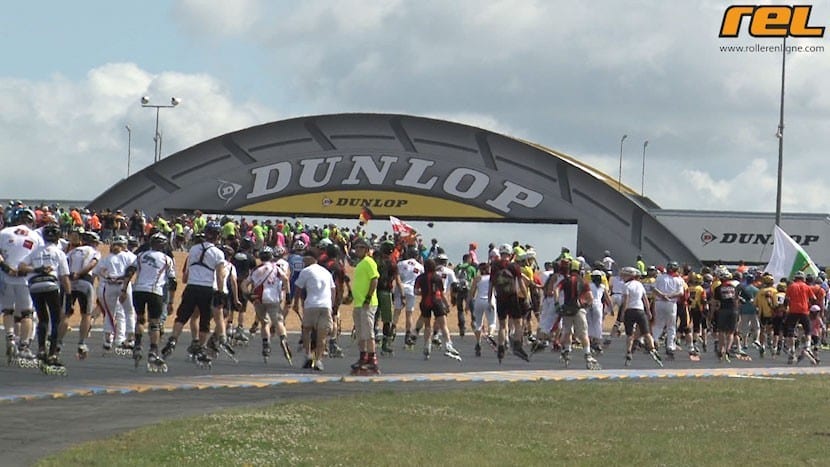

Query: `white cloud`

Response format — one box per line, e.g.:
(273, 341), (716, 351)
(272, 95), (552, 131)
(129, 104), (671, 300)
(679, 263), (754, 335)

(0, 63), (277, 200)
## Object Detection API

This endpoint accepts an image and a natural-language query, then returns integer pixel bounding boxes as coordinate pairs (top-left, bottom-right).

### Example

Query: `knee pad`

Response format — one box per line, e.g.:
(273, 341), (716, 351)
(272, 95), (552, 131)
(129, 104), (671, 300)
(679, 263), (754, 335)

(2, 309), (13, 316)
(149, 322), (161, 334)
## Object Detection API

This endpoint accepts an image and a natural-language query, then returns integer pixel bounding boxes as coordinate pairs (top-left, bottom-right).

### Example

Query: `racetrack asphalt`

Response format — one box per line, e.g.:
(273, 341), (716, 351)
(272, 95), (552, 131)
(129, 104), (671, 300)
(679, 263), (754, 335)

(1, 330), (827, 466)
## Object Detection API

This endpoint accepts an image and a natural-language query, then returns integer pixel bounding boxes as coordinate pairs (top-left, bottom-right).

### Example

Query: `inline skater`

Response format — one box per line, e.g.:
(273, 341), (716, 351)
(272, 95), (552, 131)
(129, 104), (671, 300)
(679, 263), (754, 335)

(161, 222), (227, 367)
(293, 251), (335, 370)
(93, 235), (135, 355)
(488, 244), (529, 362)
(241, 247), (292, 366)
(713, 271), (740, 362)
(0, 208), (43, 365)
(121, 232), (176, 372)
(65, 230), (101, 359)
(784, 271), (818, 365)
(587, 269), (612, 354)
(318, 243), (346, 358)
(374, 241), (400, 356)
(616, 267), (662, 367)
(205, 245), (241, 362)
(555, 260), (601, 369)
(395, 246), (422, 349)
(469, 263), (495, 356)
(350, 238), (380, 375)
(19, 224), (70, 373)
(753, 274), (776, 358)
(652, 261), (686, 360)
(432, 253), (457, 347)
(229, 237), (257, 345)
(686, 273), (708, 359)
(453, 254), (477, 337)
(414, 258), (461, 361)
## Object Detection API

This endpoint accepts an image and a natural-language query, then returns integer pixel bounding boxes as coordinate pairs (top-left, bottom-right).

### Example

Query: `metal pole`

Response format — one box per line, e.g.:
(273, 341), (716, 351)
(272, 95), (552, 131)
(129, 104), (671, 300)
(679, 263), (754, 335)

(618, 134), (628, 192)
(154, 107), (161, 163)
(775, 37), (786, 227)
(641, 140), (649, 196)
(125, 125), (132, 178)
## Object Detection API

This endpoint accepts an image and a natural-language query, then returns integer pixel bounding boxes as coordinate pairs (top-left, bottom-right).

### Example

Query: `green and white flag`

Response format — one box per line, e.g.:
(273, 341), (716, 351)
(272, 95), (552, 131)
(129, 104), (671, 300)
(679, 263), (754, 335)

(764, 225), (820, 281)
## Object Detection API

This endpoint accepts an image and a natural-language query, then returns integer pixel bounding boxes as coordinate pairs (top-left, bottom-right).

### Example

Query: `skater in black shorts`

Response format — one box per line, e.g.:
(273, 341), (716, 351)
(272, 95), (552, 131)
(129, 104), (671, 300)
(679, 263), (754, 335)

(415, 258), (460, 360)
(487, 244), (529, 362)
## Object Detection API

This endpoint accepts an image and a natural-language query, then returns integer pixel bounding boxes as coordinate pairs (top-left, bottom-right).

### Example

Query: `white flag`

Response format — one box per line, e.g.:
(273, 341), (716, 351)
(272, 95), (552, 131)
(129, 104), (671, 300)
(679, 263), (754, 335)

(764, 225), (819, 281)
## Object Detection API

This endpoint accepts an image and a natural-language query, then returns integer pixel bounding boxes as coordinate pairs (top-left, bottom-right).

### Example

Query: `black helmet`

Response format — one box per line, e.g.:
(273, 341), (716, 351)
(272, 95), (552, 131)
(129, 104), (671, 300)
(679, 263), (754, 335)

(326, 244), (340, 259)
(42, 224), (61, 243)
(239, 237), (253, 250)
(404, 246), (419, 260)
(380, 240), (395, 256)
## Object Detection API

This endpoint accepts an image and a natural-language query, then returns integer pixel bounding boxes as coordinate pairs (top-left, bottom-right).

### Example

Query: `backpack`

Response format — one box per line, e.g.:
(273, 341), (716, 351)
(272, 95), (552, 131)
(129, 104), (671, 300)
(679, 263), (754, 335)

(493, 264), (517, 296)
(559, 274), (585, 316)
(455, 265), (471, 292)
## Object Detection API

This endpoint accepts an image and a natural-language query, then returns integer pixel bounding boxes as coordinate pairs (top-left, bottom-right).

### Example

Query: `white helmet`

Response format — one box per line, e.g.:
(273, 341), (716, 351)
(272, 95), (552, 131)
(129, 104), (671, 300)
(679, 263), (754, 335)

(498, 243), (512, 255)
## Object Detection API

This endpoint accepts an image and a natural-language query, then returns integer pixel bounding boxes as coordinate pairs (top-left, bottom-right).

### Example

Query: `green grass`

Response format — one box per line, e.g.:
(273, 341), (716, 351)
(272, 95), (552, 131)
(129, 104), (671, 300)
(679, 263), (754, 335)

(38, 377), (830, 466)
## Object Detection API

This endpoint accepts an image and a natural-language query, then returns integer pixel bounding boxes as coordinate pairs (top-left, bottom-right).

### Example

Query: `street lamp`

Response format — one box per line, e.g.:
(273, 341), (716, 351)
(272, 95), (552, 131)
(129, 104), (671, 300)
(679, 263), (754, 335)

(125, 125), (132, 178)
(618, 134), (628, 192)
(141, 96), (181, 163)
(641, 140), (649, 196)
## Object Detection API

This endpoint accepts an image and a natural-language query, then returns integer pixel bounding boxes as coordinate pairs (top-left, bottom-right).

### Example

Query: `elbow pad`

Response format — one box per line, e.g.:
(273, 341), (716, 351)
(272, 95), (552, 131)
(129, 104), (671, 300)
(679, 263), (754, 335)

(168, 278), (178, 292)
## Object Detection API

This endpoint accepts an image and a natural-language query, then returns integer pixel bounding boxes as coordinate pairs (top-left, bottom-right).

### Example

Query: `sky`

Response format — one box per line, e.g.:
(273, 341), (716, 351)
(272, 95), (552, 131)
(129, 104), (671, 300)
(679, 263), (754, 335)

(1, 1), (828, 218)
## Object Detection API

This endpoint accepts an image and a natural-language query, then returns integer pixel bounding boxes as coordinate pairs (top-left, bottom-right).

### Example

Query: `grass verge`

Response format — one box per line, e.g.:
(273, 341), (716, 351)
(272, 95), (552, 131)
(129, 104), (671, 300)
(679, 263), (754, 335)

(37, 376), (829, 466)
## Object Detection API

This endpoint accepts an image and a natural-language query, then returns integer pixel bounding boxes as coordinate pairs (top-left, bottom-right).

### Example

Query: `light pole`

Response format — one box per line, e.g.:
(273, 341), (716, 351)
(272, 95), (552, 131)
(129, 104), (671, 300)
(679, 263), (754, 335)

(641, 140), (649, 196)
(618, 134), (628, 192)
(125, 125), (132, 178)
(141, 96), (181, 163)
(774, 37), (786, 227)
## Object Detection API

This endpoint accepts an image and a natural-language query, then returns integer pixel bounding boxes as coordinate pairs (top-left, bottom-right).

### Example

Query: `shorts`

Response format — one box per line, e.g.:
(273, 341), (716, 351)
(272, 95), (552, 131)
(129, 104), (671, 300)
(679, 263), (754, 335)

(398, 292), (416, 312)
(176, 285), (214, 333)
(419, 300), (447, 319)
(352, 304), (376, 341)
(1, 282), (34, 313)
(784, 313), (811, 338)
(133, 291), (164, 321)
(561, 308), (589, 337)
(690, 307), (707, 333)
(65, 279), (96, 316)
(772, 315), (785, 335)
(377, 290), (393, 322)
(254, 302), (285, 327)
(759, 316), (773, 328)
(472, 297), (496, 331)
(717, 308), (739, 333)
(495, 295), (523, 321)
(623, 308), (650, 336)
(302, 306), (333, 333)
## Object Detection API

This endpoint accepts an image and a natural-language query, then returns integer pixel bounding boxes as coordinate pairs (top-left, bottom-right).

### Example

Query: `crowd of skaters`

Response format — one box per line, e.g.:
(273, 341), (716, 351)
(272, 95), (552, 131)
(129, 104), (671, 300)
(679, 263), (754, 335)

(1, 200), (826, 374)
